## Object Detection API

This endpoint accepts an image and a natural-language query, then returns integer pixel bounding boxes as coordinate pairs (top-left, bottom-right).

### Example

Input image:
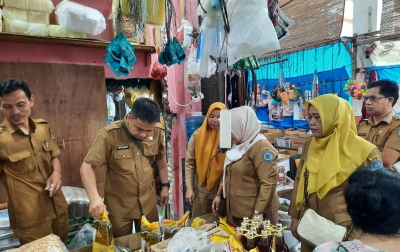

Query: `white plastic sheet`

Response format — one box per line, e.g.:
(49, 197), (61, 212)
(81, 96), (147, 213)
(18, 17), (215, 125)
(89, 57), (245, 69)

(55, 0), (106, 35)
(226, 0), (280, 66)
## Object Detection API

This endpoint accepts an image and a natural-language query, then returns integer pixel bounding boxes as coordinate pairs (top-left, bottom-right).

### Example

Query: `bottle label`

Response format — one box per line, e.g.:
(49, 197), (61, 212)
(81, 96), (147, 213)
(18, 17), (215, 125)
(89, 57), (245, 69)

(92, 242), (115, 252)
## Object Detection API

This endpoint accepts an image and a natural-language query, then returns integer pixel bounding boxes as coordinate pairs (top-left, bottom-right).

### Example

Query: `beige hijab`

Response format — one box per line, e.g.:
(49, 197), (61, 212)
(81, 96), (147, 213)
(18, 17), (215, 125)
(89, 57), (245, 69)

(222, 106), (266, 197)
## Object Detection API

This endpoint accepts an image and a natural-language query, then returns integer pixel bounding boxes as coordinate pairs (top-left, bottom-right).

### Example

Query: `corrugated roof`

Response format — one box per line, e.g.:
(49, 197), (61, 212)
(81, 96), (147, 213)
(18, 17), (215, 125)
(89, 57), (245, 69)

(261, 0), (345, 58)
(381, 0), (400, 36)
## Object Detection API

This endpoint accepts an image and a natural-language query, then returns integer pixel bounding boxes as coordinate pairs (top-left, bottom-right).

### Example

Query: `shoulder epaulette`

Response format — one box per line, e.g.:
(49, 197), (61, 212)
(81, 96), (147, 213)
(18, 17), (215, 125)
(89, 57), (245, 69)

(155, 122), (165, 130)
(33, 118), (48, 124)
(104, 121), (122, 131)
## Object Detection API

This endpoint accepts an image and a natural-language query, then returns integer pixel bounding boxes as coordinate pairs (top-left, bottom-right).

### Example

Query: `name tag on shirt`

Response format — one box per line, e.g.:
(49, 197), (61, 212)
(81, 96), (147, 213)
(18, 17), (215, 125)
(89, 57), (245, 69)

(357, 133), (366, 136)
(117, 145), (129, 150)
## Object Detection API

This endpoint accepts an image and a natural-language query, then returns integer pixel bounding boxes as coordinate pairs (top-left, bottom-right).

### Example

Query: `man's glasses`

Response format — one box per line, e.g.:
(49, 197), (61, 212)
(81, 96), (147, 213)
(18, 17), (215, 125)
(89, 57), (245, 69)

(363, 96), (388, 102)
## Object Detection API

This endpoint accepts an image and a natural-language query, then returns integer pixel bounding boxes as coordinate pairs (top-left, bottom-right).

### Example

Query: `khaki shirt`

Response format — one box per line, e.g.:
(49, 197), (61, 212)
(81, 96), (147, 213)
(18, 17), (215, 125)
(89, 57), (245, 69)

(289, 140), (382, 231)
(223, 139), (279, 219)
(84, 119), (165, 219)
(357, 110), (400, 163)
(0, 118), (68, 229)
(185, 130), (222, 199)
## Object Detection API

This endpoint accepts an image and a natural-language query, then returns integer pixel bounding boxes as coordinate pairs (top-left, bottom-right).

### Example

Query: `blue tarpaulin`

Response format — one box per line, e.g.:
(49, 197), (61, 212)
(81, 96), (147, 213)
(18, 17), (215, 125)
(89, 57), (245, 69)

(366, 64), (400, 83)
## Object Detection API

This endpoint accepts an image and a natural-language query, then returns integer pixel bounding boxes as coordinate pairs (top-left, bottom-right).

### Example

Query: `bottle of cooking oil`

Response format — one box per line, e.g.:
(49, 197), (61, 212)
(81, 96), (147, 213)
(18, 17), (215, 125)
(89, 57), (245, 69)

(92, 210), (114, 252)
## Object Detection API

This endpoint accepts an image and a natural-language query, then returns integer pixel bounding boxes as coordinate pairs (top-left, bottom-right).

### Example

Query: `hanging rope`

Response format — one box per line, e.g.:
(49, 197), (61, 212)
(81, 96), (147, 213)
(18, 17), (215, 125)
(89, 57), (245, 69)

(127, 0), (146, 36)
(114, 0), (124, 35)
(165, 0), (177, 41)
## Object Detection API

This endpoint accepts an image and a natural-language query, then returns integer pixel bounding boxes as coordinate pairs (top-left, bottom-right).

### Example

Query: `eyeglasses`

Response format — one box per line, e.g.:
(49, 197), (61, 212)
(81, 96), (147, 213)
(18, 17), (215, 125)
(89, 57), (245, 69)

(363, 96), (388, 102)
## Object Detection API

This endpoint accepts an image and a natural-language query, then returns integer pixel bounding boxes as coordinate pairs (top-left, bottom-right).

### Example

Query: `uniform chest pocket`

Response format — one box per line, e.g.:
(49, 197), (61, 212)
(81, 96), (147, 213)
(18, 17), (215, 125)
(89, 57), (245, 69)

(375, 134), (389, 149)
(142, 141), (158, 156)
(111, 149), (134, 174)
(8, 150), (34, 175)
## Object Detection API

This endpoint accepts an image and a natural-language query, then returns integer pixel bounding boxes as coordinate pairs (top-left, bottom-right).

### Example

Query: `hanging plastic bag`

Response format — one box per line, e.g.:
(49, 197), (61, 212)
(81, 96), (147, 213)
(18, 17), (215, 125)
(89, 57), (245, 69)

(146, 0), (165, 26)
(176, 18), (193, 49)
(226, 0), (280, 66)
(159, 38), (186, 67)
(197, 0), (221, 25)
(151, 61), (167, 80)
(185, 46), (202, 94)
(195, 17), (220, 77)
(104, 33), (137, 77)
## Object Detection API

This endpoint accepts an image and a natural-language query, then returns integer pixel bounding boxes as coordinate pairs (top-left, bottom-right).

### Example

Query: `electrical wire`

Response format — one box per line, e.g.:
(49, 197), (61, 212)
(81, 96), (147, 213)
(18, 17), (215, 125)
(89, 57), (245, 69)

(169, 89), (194, 107)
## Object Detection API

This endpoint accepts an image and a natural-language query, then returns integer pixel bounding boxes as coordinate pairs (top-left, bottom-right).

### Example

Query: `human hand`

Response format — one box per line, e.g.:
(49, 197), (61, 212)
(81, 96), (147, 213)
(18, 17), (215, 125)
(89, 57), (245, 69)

(185, 188), (195, 205)
(158, 187), (169, 206)
(291, 217), (300, 240)
(212, 196), (221, 213)
(89, 197), (106, 217)
(45, 170), (62, 197)
(387, 164), (399, 173)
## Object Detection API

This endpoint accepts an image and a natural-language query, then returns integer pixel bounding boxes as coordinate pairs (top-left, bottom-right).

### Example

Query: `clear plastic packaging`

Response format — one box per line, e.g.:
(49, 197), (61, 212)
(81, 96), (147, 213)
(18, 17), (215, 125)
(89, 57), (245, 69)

(226, 0), (280, 66)
(61, 186), (91, 218)
(55, 0), (106, 35)
(67, 223), (94, 250)
(167, 227), (208, 252)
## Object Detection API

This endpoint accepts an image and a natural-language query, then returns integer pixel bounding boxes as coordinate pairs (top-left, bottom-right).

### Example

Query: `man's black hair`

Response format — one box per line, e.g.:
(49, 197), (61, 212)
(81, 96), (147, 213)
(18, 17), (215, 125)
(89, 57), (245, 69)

(0, 79), (32, 99)
(130, 97), (161, 124)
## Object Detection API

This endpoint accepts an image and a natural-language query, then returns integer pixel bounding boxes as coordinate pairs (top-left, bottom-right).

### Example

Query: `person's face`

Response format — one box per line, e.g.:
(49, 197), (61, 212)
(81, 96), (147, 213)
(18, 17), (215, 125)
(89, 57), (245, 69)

(307, 105), (323, 138)
(231, 133), (240, 145)
(0, 89), (34, 126)
(364, 87), (393, 116)
(208, 109), (221, 130)
(126, 114), (157, 141)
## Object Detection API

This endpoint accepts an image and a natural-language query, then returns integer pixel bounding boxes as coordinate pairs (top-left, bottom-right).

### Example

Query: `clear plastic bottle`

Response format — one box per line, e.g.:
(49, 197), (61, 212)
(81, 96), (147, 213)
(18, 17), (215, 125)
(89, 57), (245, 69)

(275, 229), (289, 252)
(257, 230), (270, 252)
(92, 211), (114, 252)
(246, 231), (257, 250)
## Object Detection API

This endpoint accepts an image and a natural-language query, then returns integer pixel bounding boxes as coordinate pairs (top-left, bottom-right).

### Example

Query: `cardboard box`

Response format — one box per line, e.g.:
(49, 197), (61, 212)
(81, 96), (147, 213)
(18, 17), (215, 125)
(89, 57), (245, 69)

(69, 232), (142, 252)
(147, 226), (229, 252)
(284, 129), (307, 137)
(291, 133), (312, 149)
(262, 129), (285, 144)
(274, 137), (292, 148)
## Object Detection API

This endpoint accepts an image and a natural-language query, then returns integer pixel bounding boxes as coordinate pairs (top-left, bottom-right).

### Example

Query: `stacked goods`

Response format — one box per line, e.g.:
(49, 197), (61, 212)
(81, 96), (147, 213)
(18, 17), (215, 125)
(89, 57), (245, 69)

(61, 186), (93, 245)
(1, 0), (53, 36)
(0, 209), (20, 251)
(6, 234), (68, 252)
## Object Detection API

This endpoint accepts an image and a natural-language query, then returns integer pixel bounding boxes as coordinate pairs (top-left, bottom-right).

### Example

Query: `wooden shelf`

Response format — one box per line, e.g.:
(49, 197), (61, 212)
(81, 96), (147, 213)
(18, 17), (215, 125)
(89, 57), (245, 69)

(0, 32), (156, 53)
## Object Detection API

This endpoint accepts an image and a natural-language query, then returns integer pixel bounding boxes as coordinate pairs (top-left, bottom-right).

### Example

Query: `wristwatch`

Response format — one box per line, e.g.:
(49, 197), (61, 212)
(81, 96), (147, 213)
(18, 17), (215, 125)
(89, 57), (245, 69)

(161, 182), (170, 188)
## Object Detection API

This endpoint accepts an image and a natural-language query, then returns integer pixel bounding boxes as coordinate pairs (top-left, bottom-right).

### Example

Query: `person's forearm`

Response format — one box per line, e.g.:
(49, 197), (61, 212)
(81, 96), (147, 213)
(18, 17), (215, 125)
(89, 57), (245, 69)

(156, 157), (169, 183)
(80, 161), (100, 201)
(51, 157), (62, 174)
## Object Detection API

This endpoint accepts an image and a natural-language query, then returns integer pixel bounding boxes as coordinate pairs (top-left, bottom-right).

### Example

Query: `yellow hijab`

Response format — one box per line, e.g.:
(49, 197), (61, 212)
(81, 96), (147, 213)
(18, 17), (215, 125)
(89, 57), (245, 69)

(195, 102), (226, 190)
(295, 94), (375, 210)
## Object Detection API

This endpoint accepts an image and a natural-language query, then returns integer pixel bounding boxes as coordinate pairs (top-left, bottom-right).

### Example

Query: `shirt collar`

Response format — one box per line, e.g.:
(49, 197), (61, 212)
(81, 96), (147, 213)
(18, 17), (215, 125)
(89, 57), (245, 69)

(4, 117), (36, 134)
(368, 110), (396, 125)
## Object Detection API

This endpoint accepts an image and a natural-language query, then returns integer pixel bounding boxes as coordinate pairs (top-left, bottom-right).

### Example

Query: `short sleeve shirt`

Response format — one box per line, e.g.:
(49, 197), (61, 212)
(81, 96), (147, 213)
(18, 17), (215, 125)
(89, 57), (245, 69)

(357, 111), (400, 159)
(84, 118), (166, 219)
(0, 118), (67, 229)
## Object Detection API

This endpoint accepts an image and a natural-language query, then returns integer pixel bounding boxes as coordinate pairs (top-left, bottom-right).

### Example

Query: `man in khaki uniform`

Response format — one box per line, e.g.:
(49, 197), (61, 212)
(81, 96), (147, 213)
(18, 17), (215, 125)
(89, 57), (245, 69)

(0, 79), (69, 245)
(357, 80), (400, 171)
(80, 97), (169, 237)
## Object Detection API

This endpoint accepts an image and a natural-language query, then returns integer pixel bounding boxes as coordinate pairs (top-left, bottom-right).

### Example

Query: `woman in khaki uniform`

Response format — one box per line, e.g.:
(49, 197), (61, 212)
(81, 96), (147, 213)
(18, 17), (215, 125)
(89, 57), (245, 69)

(212, 106), (280, 226)
(288, 94), (383, 252)
(185, 102), (226, 217)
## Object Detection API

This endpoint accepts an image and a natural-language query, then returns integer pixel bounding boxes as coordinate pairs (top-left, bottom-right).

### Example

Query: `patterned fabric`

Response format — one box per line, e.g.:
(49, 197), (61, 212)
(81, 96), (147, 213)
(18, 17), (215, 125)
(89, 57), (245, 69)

(313, 240), (387, 252)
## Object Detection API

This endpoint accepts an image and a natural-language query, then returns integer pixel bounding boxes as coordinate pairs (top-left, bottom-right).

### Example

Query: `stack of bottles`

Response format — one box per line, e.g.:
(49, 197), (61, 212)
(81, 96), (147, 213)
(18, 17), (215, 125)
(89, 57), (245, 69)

(236, 216), (289, 252)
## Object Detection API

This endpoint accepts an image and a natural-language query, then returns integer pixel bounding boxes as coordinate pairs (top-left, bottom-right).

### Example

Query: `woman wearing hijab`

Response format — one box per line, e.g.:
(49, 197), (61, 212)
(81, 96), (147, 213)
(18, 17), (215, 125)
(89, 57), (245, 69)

(288, 94), (383, 252)
(185, 102), (226, 217)
(211, 106), (280, 226)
